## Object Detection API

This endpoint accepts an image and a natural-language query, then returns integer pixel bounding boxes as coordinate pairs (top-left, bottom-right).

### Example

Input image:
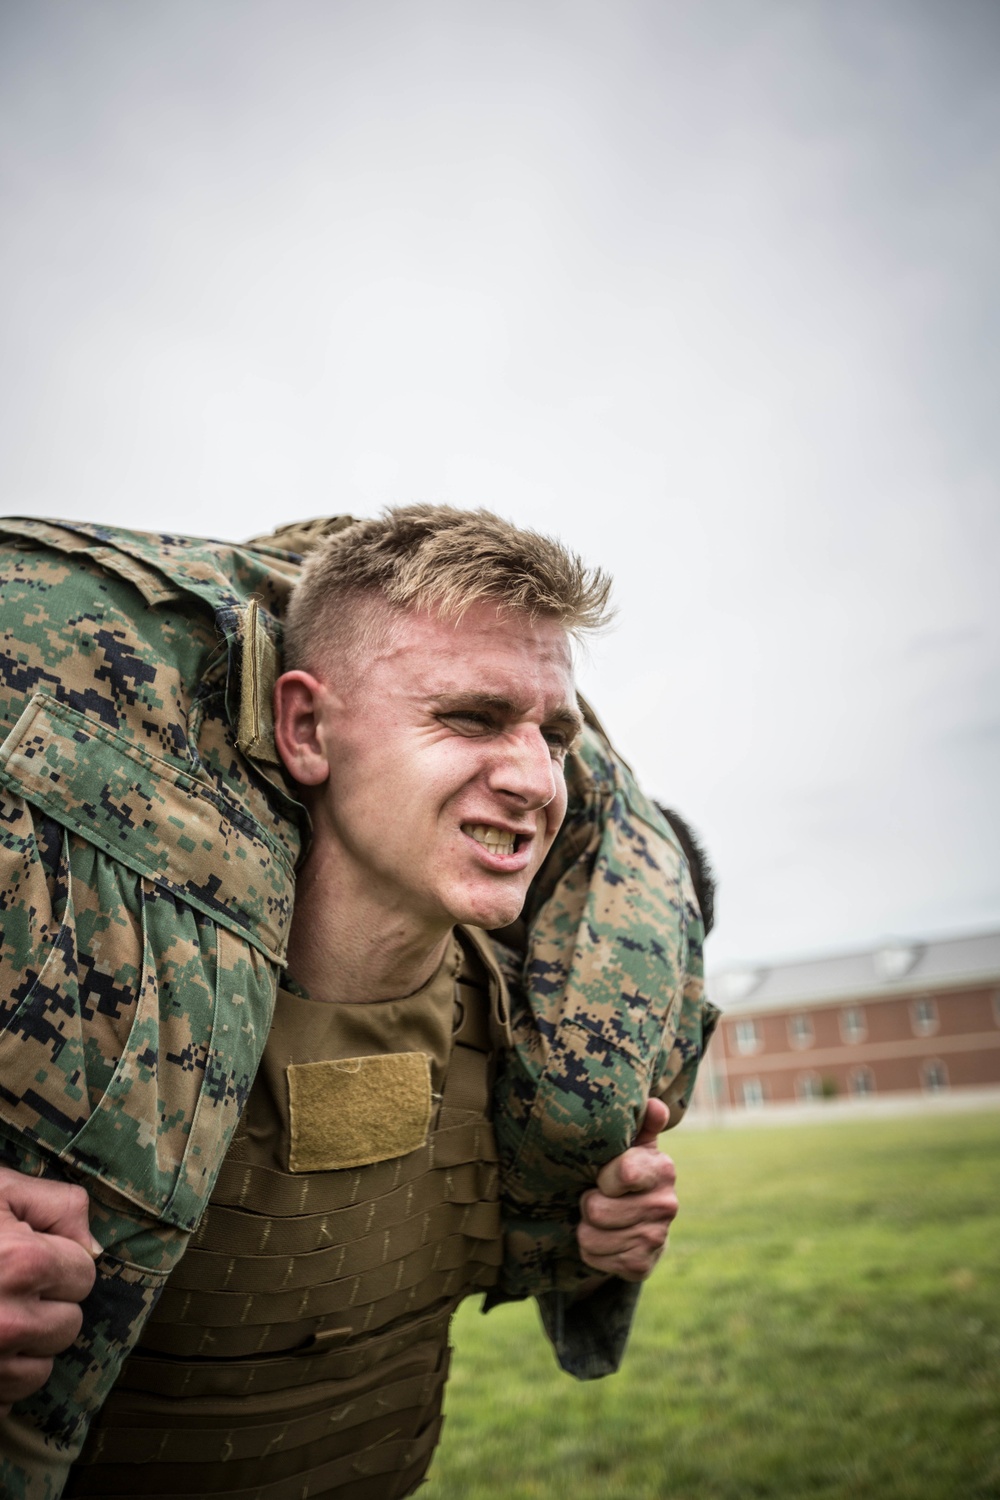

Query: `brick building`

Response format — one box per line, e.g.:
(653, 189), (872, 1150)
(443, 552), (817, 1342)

(696, 928), (1000, 1113)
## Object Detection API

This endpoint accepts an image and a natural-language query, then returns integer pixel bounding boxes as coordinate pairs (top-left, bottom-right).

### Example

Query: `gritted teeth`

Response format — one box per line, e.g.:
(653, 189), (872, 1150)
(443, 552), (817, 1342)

(463, 823), (517, 855)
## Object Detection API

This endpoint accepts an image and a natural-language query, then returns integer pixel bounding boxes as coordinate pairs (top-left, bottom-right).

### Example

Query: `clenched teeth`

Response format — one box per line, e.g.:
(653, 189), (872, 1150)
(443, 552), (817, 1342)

(463, 824), (517, 855)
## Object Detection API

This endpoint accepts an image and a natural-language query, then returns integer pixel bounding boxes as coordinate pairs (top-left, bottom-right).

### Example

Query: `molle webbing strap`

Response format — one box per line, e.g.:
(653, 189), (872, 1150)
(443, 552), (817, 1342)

(140, 1259), (498, 1362)
(80, 1367), (444, 1466)
(0, 692), (295, 964)
(209, 1117), (498, 1216)
(444, 971), (495, 1112)
(185, 1157), (492, 1257)
(150, 1228), (498, 1327)
(100, 1305), (455, 1402)
(106, 1305), (455, 1403)
(165, 1197), (501, 1295)
(69, 940), (502, 1497)
(70, 1417), (444, 1500)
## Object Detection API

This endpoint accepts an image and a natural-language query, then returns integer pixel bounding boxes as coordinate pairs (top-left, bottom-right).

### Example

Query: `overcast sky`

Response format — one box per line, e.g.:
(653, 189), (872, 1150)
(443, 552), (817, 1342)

(2, 0), (998, 976)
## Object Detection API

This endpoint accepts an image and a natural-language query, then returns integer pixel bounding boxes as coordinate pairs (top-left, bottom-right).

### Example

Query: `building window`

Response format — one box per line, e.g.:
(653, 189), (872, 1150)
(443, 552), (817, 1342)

(840, 1006), (866, 1043)
(910, 996), (938, 1037)
(796, 1073), (822, 1102)
(734, 1019), (761, 1055)
(849, 1067), (875, 1097)
(922, 1059), (948, 1093)
(787, 1013), (814, 1049)
(741, 1078), (764, 1108)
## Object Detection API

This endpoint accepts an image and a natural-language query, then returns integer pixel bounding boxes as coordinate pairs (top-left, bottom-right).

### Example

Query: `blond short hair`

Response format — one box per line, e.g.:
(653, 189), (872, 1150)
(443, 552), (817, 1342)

(283, 504), (613, 675)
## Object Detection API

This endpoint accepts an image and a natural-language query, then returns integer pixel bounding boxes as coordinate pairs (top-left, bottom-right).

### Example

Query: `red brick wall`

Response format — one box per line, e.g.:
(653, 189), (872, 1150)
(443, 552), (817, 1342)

(709, 984), (1000, 1107)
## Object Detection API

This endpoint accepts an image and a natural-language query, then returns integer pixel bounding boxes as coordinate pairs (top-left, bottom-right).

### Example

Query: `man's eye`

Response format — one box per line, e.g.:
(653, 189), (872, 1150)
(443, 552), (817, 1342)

(443, 712), (493, 733)
(543, 730), (571, 756)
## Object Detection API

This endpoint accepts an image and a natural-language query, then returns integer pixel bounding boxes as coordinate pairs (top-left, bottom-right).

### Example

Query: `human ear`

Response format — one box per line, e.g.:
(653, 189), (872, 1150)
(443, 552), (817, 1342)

(272, 671), (331, 786)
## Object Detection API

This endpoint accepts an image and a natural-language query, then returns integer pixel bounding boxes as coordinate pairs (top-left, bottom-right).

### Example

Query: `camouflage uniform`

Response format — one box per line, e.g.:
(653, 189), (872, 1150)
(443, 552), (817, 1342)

(0, 517), (717, 1496)
(0, 517), (315, 1497)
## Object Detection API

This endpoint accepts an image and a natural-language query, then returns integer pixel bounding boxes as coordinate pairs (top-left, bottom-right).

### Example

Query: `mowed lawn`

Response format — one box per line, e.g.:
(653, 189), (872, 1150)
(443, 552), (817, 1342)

(427, 1109), (1000, 1500)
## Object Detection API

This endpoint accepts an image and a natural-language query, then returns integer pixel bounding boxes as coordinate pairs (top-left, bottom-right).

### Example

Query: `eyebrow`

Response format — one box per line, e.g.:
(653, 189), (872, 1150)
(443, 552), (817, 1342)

(432, 692), (584, 741)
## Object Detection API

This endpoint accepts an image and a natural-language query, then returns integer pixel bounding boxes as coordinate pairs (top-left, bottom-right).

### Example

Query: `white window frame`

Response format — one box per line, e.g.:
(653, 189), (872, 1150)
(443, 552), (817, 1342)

(796, 1072), (822, 1102)
(787, 1013), (815, 1049)
(849, 1066), (875, 1097)
(734, 1018), (762, 1055)
(921, 1059), (948, 1094)
(910, 995), (939, 1037)
(741, 1077), (765, 1108)
(839, 1006), (867, 1043)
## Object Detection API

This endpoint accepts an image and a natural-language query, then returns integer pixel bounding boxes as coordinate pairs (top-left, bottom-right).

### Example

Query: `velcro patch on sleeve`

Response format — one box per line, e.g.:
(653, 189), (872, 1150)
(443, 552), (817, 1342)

(286, 1053), (432, 1173)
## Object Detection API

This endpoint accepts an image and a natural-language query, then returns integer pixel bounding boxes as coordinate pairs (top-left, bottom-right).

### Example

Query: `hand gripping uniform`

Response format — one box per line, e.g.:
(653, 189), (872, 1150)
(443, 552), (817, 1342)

(0, 516), (718, 1499)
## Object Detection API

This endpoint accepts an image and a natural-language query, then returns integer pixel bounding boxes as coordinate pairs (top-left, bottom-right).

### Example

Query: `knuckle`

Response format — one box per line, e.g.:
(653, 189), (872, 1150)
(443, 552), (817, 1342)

(587, 1197), (614, 1230)
(77, 1256), (98, 1298)
(57, 1303), (84, 1348)
(653, 1188), (679, 1220)
(0, 1355), (53, 1403)
(64, 1183), (90, 1219)
(651, 1158), (675, 1189)
(0, 1308), (33, 1348)
(578, 1222), (612, 1256)
(1, 1238), (46, 1294)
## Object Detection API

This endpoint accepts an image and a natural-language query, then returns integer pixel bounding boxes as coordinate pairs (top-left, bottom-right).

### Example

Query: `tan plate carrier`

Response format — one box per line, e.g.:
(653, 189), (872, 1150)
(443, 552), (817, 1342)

(66, 932), (507, 1500)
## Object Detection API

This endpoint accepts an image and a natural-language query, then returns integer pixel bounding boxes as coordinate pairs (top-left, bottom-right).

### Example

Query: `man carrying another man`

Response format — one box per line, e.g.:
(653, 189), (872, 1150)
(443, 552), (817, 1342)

(0, 506), (711, 1497)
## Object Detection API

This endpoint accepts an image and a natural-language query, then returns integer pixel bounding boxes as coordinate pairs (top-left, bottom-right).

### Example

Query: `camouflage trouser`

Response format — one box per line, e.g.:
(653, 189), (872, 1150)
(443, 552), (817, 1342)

(0, 801), (278, 1498)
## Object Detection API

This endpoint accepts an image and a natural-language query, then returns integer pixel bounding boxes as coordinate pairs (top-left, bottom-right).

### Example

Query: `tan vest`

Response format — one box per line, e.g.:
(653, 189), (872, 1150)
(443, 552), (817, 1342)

(67, 929), (510, 1500)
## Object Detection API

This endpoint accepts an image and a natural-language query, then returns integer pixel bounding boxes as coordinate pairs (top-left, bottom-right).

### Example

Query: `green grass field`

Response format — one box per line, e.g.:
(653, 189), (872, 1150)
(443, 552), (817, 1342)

(426, 1109), (1000, 1500)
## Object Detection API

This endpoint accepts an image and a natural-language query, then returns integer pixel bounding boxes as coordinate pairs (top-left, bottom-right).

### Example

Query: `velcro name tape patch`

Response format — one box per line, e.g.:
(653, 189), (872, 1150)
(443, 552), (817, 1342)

(286, 1053), (432, 1173)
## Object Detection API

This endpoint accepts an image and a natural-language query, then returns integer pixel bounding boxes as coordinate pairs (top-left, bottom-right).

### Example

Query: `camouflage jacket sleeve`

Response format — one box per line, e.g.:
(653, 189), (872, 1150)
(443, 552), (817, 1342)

(489, 721), (719, 1327)
(0, 521), (306, 1498)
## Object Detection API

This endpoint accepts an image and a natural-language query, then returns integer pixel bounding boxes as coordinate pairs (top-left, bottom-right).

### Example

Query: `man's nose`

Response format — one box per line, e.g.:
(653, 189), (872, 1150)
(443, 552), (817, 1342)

(488, 727), (558, 809)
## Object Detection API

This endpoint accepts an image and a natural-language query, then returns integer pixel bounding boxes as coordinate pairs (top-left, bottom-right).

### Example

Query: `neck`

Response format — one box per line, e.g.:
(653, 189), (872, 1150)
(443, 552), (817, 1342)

(285, 839), (453, 1004)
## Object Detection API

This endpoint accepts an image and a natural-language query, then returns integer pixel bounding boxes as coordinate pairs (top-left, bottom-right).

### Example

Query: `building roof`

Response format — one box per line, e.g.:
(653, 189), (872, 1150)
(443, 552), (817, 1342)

(708, 928), (1000, 1015)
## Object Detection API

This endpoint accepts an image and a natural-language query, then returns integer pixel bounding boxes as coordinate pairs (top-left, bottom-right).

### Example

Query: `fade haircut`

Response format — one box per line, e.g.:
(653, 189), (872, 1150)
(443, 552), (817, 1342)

(283, 503), (613, 678)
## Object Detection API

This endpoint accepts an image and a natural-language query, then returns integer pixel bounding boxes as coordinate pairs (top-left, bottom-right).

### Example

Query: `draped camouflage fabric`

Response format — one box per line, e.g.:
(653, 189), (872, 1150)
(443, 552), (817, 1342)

(0, 516), (326, 1498)
(0, 515), (716, 1497)
(491, 724), (717, 1297)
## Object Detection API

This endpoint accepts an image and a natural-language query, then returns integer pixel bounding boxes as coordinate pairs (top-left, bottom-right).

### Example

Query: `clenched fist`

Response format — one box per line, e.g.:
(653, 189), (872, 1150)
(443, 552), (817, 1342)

(0, 1166), (101, 1413)
(577, 1099), (678, 1282)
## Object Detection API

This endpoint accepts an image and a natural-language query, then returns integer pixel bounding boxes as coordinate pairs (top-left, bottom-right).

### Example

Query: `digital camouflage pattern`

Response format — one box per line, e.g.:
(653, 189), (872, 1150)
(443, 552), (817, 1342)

(491, 723), (717, 1296)
(0, 514), (716, 1495)
(0, 1133), (182, 1499)
(0, 517), (310, 1228)
(0, 516), (329, 1497)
